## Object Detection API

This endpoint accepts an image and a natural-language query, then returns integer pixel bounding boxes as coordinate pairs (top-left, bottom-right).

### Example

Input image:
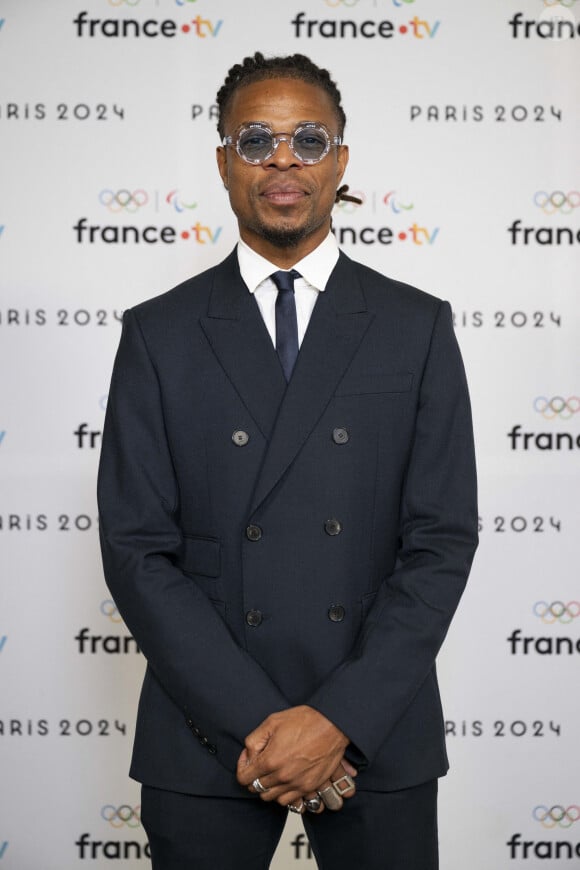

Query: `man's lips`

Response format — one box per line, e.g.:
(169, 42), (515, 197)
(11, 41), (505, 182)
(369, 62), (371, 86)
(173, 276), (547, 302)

(260, 186), (308, 205)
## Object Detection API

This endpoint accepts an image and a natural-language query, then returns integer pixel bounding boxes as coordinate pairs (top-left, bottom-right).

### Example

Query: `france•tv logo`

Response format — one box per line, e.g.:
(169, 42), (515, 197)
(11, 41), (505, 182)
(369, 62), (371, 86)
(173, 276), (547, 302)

(334, 188), (439, 247)
(76, 805), (150, 860)
(73, 2), (223, 39)
(73, 188), (222, 246)
(508, 191), (580, 246)
(292, 3), (440, 40)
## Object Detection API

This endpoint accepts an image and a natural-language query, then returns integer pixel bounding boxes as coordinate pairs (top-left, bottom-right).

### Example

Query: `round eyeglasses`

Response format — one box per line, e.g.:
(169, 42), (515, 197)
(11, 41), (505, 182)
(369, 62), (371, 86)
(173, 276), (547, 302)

(222, 122), (342, 165)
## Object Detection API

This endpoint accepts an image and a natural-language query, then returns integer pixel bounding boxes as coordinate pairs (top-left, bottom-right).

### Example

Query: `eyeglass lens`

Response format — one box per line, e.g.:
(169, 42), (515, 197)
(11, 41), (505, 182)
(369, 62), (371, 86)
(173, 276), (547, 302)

(237, 126), (330, 163)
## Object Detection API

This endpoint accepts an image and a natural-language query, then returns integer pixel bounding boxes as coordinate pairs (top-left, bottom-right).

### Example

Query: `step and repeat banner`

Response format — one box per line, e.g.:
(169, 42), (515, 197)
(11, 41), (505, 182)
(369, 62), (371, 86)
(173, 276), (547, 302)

(1, 0), (579, 867)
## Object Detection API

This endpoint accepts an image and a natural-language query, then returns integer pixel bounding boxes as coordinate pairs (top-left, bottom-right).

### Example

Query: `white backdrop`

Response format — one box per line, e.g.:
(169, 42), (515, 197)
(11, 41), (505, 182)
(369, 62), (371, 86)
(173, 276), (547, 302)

(1, 0), (579, 867)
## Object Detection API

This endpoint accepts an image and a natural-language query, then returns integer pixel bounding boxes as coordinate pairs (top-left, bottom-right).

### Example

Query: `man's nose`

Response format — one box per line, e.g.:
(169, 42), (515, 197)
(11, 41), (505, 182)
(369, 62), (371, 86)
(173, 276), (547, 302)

(263, 137), (301, 169)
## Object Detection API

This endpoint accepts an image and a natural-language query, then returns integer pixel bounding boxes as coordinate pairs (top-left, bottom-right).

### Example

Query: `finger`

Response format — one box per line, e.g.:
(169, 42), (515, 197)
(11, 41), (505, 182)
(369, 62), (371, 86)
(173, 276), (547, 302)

(277, 791), (306, 813)
(237, 753), (277, 787)
(340, 758), (358, 778)
(245, 773), (277, 794)
(303, 791), (325, 814)
(317, 781), (344, 812)
(330, 764), (356, 801)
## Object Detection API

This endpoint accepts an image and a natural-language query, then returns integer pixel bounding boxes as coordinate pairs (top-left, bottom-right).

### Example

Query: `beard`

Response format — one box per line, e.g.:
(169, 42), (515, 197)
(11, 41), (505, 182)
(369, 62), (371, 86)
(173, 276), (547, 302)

(247, 207), (327, 249)
(258, 223), (308, 248)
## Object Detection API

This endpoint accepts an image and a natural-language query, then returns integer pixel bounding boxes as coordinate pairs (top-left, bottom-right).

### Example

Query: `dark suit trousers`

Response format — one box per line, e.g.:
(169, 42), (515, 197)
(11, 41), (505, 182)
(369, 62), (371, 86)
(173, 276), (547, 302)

(141, 780), (438, 869)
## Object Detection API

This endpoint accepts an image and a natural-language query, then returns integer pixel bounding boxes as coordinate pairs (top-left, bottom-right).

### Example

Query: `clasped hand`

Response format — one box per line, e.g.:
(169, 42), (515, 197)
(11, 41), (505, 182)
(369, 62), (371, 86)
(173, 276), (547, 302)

(236, 705), (357, 813)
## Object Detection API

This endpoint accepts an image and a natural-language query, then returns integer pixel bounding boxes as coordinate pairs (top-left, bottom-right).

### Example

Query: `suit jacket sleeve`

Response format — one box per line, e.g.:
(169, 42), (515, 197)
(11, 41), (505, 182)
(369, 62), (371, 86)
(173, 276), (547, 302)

(307, 300), (478, 767)
(97, 308), (289, 773)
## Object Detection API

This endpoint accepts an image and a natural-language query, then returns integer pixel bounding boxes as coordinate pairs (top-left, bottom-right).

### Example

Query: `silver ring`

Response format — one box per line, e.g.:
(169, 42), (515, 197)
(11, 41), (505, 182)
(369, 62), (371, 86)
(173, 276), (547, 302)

(288, 800), (305, 814)
(252, 777), (269, 793)
(317, 785), (344, 812)
(331, 773), (355, 796)
(304, 795), (322, 813)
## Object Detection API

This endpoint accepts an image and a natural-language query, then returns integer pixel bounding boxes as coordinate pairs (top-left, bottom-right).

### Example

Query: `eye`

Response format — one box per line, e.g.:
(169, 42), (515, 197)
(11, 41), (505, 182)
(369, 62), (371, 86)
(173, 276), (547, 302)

(238, 129), (273, 156)
(294, 129), (328, 154)
(243, 134), (270, 147)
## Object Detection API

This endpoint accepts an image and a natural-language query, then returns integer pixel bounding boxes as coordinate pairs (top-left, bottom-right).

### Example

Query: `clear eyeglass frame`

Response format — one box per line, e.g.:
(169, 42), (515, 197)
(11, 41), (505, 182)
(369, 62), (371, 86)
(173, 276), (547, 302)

(222, 122), (343, 165)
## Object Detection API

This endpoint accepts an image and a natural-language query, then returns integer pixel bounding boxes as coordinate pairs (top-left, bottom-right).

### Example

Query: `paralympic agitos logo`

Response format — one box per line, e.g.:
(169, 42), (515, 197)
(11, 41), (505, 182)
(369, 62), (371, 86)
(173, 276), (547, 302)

(332, 188), (439, 247)
(73, 188), (222, 245)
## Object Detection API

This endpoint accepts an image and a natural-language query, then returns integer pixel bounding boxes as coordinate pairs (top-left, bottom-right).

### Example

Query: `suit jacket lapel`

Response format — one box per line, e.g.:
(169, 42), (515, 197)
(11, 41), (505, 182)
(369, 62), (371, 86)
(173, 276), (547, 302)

(249, 252), (374, 515)
(200, 250), (287, 440)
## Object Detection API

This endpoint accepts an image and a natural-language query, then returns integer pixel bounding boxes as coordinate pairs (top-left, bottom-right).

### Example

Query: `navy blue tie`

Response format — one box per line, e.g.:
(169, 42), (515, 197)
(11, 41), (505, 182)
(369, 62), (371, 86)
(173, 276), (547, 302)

(271, 269), (300, 381)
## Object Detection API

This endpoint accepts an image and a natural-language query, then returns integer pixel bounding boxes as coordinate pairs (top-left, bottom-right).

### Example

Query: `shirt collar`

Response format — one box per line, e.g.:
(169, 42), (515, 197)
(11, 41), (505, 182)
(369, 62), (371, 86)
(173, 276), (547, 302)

(237, 233), (339, 294)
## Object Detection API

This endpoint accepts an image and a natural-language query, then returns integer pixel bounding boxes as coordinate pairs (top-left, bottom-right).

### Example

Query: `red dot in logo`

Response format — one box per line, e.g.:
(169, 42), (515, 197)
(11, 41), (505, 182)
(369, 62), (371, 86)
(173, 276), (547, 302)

(399, 25), (408, 34)
(398, 232), (407, 241)
(181, 231), (190, 240)
(182, 24), (190, 33)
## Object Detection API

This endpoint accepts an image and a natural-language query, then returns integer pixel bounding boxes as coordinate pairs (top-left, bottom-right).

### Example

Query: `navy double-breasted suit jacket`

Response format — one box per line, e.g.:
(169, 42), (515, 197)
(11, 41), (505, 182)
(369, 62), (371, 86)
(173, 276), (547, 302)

(97, 248), (478, 796)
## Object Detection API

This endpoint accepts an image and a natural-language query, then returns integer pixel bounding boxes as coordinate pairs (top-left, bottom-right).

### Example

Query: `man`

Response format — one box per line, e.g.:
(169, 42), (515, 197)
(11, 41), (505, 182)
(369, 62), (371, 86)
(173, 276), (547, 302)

(97, 52), (478, 869)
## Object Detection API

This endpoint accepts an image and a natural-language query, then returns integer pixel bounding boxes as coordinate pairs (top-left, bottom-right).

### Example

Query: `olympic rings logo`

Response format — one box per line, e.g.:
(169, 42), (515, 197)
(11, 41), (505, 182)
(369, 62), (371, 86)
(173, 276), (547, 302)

(534, 191), (580, 215)
(336, 190), (365, 214)
(108, 0), (141, 6)
(324, 0), (360, 7)
(100, 599), (123, 624)
(534, 601), (580, 624)
(99, 189), (148, 213)
(101, 805), (141, 828)
(533, 806), (580, 828)
(175, 0), (198, 5)
(534, 396), (580, 420)
(544, 0), (577, 7)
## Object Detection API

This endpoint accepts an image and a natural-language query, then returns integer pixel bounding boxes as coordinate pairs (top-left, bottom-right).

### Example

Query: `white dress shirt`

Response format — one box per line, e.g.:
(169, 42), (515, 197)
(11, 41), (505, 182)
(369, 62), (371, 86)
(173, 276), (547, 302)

(237, 234), (340, 348)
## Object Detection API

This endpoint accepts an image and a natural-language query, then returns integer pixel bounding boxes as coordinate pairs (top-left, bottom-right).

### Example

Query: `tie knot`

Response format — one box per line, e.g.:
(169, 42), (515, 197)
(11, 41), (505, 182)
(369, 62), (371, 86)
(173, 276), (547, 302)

(271, 269), (301, 294)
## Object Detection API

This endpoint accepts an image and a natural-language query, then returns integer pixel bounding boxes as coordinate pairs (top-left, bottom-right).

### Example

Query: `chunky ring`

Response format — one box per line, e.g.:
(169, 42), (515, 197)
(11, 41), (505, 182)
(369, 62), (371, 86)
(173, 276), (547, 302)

(252, 777), (269, 794)
(317, 785), (344, 812)
(304, 795), (322, 813)
(287, 800), (305, 814)
(331, 773), (355, 797)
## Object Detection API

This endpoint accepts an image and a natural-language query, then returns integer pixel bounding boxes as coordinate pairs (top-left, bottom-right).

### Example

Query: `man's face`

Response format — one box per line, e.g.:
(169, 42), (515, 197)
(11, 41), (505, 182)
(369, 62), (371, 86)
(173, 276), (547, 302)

(216, 77), (348, 263)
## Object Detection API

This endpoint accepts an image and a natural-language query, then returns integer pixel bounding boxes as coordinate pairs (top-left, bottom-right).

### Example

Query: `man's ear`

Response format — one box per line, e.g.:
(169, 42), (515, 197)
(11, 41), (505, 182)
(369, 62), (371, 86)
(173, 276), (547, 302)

(216, 146), (228, 189)
(336, 144), (349, 189)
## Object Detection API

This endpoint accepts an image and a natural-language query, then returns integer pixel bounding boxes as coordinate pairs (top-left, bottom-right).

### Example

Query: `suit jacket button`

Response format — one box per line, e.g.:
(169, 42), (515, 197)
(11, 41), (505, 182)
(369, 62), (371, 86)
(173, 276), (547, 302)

(324, 518), (342, 536)
(332, 427), (349, 444)
(328, 604), (346, 623)
(208, 744), (217, 755)
(246, 524), (262, 541)
(246, 609), (263, 627)
(232, 430), (250, 446)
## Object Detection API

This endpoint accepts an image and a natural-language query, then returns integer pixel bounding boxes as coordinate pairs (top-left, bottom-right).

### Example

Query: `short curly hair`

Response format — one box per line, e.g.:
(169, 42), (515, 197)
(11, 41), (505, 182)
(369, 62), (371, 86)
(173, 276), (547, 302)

(215, 52), (347, 139)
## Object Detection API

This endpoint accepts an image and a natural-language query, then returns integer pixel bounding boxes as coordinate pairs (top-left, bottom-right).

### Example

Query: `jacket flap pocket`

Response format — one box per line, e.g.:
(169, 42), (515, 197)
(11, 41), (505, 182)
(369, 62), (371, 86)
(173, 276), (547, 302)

(180, 535), (221, 578)
(335, 371), (413, 397)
